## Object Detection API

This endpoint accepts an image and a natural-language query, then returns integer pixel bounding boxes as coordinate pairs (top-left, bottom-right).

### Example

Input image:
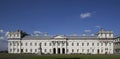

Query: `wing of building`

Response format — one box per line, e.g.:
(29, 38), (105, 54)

(7, 29), (115, 54)
(114, 36), (120, 54)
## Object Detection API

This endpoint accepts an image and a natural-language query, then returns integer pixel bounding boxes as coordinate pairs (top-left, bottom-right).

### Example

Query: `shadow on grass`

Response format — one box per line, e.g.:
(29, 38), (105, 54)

(55, 57), (80, 59)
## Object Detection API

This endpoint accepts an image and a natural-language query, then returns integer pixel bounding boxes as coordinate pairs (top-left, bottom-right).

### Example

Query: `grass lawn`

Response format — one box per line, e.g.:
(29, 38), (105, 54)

(0, 53), (120, 59)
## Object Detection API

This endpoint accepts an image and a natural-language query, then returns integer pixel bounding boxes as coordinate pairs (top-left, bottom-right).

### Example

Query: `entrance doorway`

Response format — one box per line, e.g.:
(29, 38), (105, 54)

(62, 48), (65, 54)
(21, 49), (23, 53)
(53, 48), (56, 54)
(97, 49), (99, 54)
(58, 48), (60, 54)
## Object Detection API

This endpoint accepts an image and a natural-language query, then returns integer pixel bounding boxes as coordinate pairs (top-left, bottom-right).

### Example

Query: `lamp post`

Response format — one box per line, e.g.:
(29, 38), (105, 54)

(38, 43), (42, 55)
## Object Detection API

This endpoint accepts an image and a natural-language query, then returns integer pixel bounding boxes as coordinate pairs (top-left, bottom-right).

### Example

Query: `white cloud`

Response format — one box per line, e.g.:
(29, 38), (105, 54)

(33, 31), (42, 36)
(80, 12), (92, 19)
(0, 29), (4, 33)
(0, 36), (4, 40)
(84, 29), (91, 33)
(34, 31), (42, 34)
(95, 25), (101, 29)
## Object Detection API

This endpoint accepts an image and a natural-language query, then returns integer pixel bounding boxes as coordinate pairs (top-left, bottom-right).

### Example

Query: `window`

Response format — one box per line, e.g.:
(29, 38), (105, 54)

(13, 42), (15, 46)
(87, 43), (89, 46)
(62, 43), (65, 46)
(53, 43), (55, 46)
(92, 49), (94, 52)
(10, 49), (12, 52)
(49, 43), (51, 46)
(82, 49), (84, 52)
(10, 42), (12, 46)
(105, 34), (107, 37)
(26, 49), (27, 52)
(45, 49), (47, 52)
(30, 42), (32, 46)
(82, 43), (84, 46)
(35, 43), (37, 46)
(87, 49), (89, 53)
(92, 43), (94, 46)
(72, 49), (74, 52)
(77, 43), (79, 46)
(110, 34), (112, 37)
(101, 43), (103, 46)
(30, 49), (32, 52)
(13, 48), (15, 52)
(44, 43), (46, 46)
(105, 43), (107, 46)
(39, 43), (41, 46)
(109, 43), (111, 46)
(50, 49), (51, 52)
(77, 49), (79, 52)
(17, 49), (19, 52)
(35, 49), (37, 52)
(105, 48), (108, 50)
(72, 43), (74, 46)
(101, 50), (103, 52)
(21, 43), (23, 46)
(66, 43), (68, 46)
(97, 43), (99, 46)
(101, 33), (103, 36)
(14, 34), (16, 37)
(17, 43), (19, 46)
(26, 43), (27, 46)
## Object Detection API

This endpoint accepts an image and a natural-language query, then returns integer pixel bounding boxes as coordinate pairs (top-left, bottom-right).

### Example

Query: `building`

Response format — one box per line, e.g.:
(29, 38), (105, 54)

(7, 29), (114, 54)
(114, 36), (120, 54)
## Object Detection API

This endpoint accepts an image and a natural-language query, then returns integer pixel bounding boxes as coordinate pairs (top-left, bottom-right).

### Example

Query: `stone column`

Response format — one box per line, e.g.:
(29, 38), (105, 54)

(64, 41), (66, 54)
(56, 42), (58, 54)
(61, 43), (63, 54)
(51, 41), (53, 54)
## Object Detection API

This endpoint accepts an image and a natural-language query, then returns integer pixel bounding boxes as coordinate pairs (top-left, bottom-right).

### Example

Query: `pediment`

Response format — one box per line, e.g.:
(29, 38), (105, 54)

(54, 35), (66, 39)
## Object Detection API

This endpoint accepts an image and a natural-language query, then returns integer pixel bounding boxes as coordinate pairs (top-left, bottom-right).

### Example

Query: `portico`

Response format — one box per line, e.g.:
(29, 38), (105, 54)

(52, 41), (67, 54)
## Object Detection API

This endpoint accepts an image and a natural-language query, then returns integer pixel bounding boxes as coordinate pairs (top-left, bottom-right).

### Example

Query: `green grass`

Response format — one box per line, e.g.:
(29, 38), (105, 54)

(0, 53), (120, 59)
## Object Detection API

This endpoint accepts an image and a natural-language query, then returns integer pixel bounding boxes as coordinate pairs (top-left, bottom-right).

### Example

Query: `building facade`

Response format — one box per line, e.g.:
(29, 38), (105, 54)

(114, 36), (120, 54)
(7, 29), (114, 54)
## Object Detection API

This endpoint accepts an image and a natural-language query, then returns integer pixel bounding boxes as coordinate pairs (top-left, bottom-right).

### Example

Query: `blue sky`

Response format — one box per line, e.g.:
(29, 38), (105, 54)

(0, 0), (120, 35)
(0, 0), (120, 50)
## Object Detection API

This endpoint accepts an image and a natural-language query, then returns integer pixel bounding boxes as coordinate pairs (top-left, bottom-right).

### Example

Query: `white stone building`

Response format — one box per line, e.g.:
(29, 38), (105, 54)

(7, 29), (114, 54)
(114, 36), (120, 54)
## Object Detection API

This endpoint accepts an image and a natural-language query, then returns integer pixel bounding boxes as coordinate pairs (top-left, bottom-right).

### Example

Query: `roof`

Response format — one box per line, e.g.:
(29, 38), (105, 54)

(21, 35), (100, 40)
(22, 36), (53, 40)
